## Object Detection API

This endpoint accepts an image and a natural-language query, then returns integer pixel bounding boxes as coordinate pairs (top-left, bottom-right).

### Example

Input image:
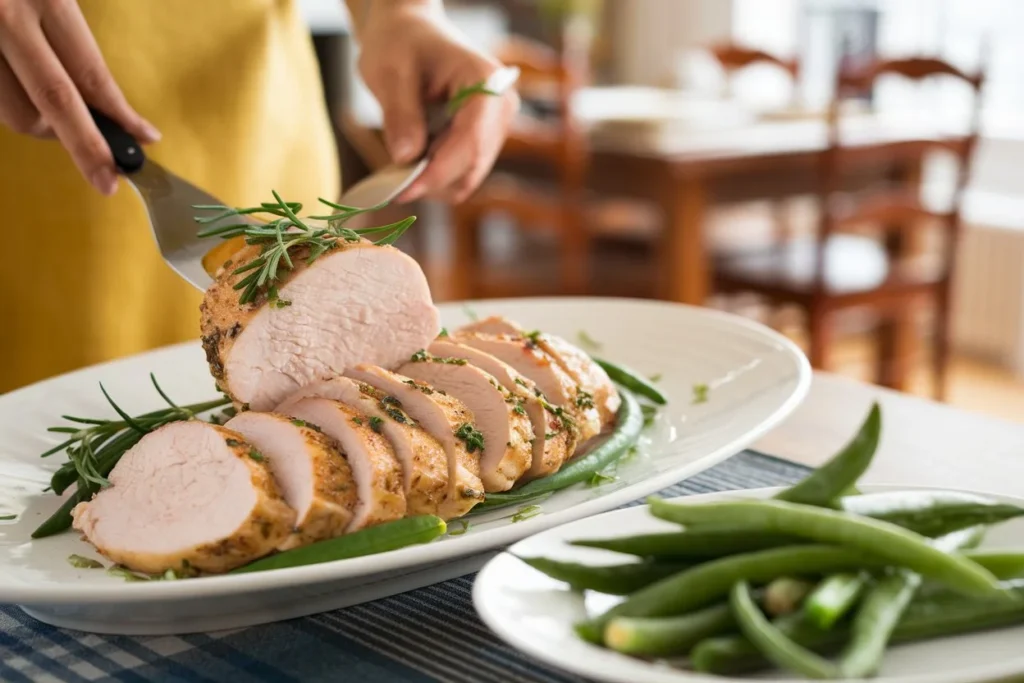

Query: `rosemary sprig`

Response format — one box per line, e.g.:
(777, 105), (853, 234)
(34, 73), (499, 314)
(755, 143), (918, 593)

(194, 192), (416, 305)
(32, 375), (232, 539)
(447, 80), (499, 116)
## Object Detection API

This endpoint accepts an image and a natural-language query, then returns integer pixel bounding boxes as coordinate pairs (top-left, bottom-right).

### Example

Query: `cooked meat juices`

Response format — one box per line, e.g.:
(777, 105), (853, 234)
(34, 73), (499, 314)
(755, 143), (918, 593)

(201, 242), (440, 411)
(457, 316), (621, 426)
(429, 338), (577, 479)
(344, 364), (485, 519)
(276, 377), (448, 515)
(282, 398), (406, 531)
(454, 333), (602, 443)
(224, 411), (358, 549)
(71, 422), (295, 574)
(398, 354), (533, 492)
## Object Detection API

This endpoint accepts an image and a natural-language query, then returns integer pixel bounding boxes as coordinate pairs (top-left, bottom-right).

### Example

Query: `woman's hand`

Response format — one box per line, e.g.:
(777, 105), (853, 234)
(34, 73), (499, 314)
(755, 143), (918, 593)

(0, 0), (160, 195)
(351, 0), (518, 203)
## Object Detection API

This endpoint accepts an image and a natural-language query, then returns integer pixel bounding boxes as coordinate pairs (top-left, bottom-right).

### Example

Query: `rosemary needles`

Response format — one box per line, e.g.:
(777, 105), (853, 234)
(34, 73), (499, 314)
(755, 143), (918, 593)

(33, 375), (231, 539)
(193, 191), (415, 305)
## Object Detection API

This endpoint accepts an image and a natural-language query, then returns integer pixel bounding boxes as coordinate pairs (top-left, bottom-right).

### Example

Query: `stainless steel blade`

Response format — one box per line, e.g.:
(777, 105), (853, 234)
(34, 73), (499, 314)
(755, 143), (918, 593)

(123, 162), (255, 291)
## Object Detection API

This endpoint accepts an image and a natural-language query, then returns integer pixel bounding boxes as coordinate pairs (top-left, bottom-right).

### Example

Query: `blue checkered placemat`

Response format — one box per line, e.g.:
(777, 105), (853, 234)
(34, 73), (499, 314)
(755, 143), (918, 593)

(0, 451), (809, 683)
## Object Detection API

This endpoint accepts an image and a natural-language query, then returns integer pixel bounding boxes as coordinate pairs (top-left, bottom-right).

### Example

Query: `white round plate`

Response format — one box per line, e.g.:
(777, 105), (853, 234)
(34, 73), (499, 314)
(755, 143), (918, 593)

(0, 297), (809, 634)
(473, 484), (1024, 683)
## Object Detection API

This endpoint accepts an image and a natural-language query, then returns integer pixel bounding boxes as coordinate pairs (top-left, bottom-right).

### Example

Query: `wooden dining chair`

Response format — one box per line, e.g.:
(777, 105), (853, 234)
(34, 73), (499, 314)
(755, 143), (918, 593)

(448, 32), (592, 297)
(713, 56), (984, 399)
(707, 42), (802, 243)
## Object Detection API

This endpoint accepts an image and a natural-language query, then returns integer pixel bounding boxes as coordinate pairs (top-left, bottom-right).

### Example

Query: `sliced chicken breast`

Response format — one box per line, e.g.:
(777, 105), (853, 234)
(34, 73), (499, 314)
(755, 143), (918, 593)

(277, 377), (448, 515)
(281, 398), (406, 530)
(454, 333), (601, 443)
(201, 241), (440, 411)
(71, 421), (295, 575)
(344, 364), (485, 519)
(224, 411), (358, 550)
(398, 355), (533, 492)
(457, 316), (621, 426)
(428, 339), (575, 479)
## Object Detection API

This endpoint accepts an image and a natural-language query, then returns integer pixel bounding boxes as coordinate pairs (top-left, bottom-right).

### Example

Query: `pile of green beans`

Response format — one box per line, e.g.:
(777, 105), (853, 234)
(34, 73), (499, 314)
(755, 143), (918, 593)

(517, 402), (1024, 679)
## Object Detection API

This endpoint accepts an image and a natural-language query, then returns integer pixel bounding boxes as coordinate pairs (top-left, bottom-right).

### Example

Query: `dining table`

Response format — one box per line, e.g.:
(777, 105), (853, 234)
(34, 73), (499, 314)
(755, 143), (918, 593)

(2, 370), (1020, 682)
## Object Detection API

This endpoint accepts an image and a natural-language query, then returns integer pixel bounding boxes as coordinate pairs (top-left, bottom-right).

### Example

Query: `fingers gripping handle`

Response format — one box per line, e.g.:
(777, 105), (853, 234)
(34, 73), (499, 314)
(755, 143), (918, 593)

(89, 107), (145, 173)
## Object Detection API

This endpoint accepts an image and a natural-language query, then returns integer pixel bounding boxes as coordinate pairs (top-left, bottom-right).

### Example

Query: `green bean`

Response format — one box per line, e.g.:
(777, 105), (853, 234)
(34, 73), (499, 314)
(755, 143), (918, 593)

(604, 602), (736, 657)
(570, 529), (801, 560)
(593, 358), (666, 405)
(32, 484), (95, 539)
(575, 544), (887, 644)
(515, 556), (690, 595)
(730, 580), (842, 679)
(841, 490), (1024, 537)
(803, 572), (870, 629)
(775, 403), (880, 507)
(231, 515), (446, 573)
(647, 498), (1002, 596)
(836, 526), (983, 678)
(963, 549), (1024, 579)
(692, 584), (1024, 676)
(478, 389), (643, 509)
(764, 576), (815, 616)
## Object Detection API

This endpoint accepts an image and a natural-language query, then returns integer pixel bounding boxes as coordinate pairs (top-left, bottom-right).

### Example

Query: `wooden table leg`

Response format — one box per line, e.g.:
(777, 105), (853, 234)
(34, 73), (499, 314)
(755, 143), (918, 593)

(874, 155), (924, 392)
(662, 169), (709, 305)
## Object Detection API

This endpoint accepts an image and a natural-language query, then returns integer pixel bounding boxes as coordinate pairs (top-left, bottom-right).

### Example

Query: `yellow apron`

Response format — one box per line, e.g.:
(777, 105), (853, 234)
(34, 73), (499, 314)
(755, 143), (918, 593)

(0, 0), (339, 393)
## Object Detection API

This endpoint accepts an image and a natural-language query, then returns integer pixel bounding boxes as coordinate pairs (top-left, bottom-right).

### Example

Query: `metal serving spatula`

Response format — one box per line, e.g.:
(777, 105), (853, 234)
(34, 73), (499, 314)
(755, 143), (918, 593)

(91, 108), (237, 291)
(91, 65), (519, 292)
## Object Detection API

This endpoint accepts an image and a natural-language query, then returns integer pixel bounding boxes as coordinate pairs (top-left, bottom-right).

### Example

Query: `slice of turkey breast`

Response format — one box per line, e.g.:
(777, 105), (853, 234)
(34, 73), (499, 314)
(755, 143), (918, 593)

(201, 241), (440, 412)
(397, 355), (533, 492)
(276, 377), (448, 516)
(224, 411), (357, 550)
(428, 339), (575, 479)
(280, 398), (406, 530)
(454, 333), (600, 444)
(456, 316), (620, 426)
(71, 421), (295, 575)
(344, 364), (485, 519)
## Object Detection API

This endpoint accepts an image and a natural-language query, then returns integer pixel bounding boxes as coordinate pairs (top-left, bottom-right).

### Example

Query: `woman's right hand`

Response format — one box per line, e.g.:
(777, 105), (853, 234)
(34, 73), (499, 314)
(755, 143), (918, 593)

(0, 0), (160, 195)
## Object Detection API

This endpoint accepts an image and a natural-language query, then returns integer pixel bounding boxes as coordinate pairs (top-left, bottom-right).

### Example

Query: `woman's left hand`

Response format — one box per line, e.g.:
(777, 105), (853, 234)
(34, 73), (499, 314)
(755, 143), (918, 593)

(351, 0), (519, 204)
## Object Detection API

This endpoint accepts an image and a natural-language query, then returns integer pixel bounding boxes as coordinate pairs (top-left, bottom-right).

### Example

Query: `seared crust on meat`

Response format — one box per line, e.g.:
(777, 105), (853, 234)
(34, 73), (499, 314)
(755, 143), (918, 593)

(71, 423), (295, 575)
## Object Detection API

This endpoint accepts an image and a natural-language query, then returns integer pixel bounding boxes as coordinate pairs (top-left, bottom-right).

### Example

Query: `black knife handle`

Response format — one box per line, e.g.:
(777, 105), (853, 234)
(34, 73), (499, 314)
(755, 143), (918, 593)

(89, 107), (145, 173)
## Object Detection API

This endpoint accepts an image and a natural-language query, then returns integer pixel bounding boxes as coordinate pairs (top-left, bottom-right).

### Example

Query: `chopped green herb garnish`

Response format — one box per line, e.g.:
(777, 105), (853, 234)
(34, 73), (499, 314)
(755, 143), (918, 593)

(439, 327), (450, 337)
(577, 330), (602, 351)
(225, 438), (243, 447)
(267, 285), (292, 309)
(290, 419), (306, 428)
(383, 407), (407, 424)
(368, 416), (384, 433)
(435, 356), (467, 365)
(352, 416), (363, 425)
(514, 377), (529, 388)
(107, 565), (149, 582)
(587, 472), (616, 488)
(513, 401), (526, 416)
(454, 423), (485, 453)
(575, 390), (595, 410)
(449, 520), (470, 536)
(511, 505), (542, 523)
(380, 395), (402, 407)
(649, 373), (663, 383)
(248, 449), (265, 462)
(544, 431), (558, 439)
(411, 349), (429, 362)
(692, 383), (710, 404)
(523, 330), (542, 346)
(67, 554), (104, 569)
